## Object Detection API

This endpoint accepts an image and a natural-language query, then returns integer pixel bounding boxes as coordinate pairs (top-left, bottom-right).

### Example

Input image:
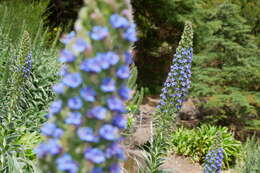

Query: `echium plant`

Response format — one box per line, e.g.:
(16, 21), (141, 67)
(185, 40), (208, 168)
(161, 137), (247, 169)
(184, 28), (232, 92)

(158, 22), (193, 114)
(8, 30), (32, 116)
(35, 0), (137, 172)
(203, 132), (224, 173)
(17, 31), (32, 78)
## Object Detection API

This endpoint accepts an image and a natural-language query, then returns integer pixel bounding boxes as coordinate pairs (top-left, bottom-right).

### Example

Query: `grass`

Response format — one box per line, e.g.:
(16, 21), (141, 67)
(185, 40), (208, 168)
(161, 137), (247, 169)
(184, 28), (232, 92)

(0, 0), (61, 172)
(0, 0), (49, 42)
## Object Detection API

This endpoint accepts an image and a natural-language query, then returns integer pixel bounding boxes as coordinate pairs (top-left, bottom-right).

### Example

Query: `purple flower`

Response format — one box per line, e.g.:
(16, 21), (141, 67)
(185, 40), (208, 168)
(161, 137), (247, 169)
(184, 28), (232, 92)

(88, 106), (107, 120)
(41, 122), (63, 138)
(110, 14), (129, 28)
(92, 167), (103, 173)
(60, 31), (75, 44)
(124, 51), (133, 65)
(106, 143), (125, 160)
(49, 100), (63, 115)
(62, 73), (82, 88)
(118, 85), (131, 100)
(123, 24), (137, 42)
(34, 142), (49, 158)
(52, 83), (65, 94)
(106, 51), (119, 65)
(116, 65), (130, 79)
(65, 112), (82, 125)
(80, 86), (96, 102)
(112, 114), (127, 129)
(96, 53), (110, 70)
(90, 26), (109, 40)
(84, 148), (105, 164)
(56, 154), (79, 173)
(204, 147), (223, 173)
(107, 96), (126, 113)
(48, 139), (62, 155)
(99, 124), (119, 141)
(101, 77), (116, 92)
(80, 58), (101, 73)
(77, 127), (99, 142)
(68, 96), (83, 110)
(59, 49), (76, 63)
(109, 163), (121, 173)
(72, 38), (89, 53)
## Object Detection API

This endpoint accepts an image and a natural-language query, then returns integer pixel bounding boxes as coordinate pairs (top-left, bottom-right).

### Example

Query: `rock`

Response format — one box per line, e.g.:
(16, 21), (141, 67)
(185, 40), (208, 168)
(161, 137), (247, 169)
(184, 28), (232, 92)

(178, 98), (199, 121)
(123, 149), (146, 173)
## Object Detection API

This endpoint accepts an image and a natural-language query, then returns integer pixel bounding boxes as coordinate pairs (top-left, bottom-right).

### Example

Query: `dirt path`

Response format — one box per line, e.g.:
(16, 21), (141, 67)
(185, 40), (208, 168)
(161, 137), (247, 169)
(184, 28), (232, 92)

(161, 154), (202, 173)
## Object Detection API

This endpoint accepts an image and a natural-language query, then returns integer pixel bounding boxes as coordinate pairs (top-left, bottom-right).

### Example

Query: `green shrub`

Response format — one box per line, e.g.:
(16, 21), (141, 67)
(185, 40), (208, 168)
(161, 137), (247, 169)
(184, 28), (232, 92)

(169, 125), (242, 168)
(235, 136), (260, 173)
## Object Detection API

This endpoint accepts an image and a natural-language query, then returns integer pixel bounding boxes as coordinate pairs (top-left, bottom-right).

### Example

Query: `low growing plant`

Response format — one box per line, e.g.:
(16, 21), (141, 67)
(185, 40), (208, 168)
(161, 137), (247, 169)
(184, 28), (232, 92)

(169, 125), (242, 168)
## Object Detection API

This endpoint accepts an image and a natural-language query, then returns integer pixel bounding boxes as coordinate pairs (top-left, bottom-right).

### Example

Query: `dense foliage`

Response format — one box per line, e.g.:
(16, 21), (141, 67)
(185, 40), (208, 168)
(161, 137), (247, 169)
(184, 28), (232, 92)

(170, 125), (241, 168)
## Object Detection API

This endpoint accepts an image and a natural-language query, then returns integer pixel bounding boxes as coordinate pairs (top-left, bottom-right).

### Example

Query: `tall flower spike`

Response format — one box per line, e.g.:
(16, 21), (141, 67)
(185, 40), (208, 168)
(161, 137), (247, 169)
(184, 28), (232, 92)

(17, 30), (32, 79)
(203, 132), (224, 173)
(35, 0), (137, 172)
(158, 21), (193, 114)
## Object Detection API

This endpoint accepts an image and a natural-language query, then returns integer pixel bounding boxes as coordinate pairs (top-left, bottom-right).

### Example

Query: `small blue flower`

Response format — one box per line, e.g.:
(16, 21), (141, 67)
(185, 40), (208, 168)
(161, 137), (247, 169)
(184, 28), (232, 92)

(84, 148), (105, 164)
(106, 143), (125, 160)
(49, 100), (63, 115)
(48, 139), (62, 155)
(52, 83), (65, 94)
(34, 142), (49, 158)
(88, 106), (107, 120)
(72, 38), (89, 53)
(123, 24), (137, 42)
(80, 58), (102, 73)
(59, 49), (76, 63)
(101, 77), (116, 92)
(60, 31), (76, 44)
(109, 163), (121, 173)
(116, 65), (130, 79)
(65, 112), (82, 125)
(90, 26), (109, 40)
(112, 114), (127, 129)
(41, 122), (63, 138)
(106, 51), (119, 65)
(96, 53), (110, 70)
(110, 14), (129, 29)
(99, 124), (119, 141)
(118, 85), (131, 100)
(77, 127), (99, 143)
(56, 154), (79, 173)
(107, 96), (126, 113)
(68, 96), (83, 110)
(62, 73), (82, 88)
(80, 86), (96, 102)
(92, 167), (103, 173)
(124, 51), (133, 65)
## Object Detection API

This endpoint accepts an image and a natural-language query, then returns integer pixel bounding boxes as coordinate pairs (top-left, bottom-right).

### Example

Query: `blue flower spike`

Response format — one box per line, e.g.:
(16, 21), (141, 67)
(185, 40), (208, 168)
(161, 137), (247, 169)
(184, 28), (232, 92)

(36, 0), (137, 172)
